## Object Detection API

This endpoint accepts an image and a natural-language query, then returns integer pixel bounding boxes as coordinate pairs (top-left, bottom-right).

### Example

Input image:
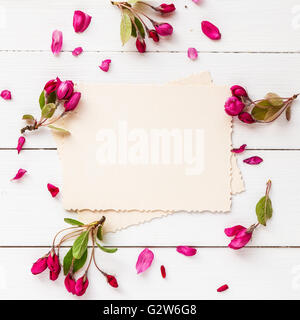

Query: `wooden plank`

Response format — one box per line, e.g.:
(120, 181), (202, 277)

(0, 51), (300, 149)
(0, 0), (299, 52)
(0, 247), (299, 299)
(0, 149), (300, 246)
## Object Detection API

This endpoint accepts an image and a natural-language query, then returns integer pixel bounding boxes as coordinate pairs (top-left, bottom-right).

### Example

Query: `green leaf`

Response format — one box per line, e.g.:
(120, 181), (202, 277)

(63, 248), (88, 275)
(39, 91), (45, 109)
(265, 93), (284, 107)
(128, 0), (139, 4)
(41, 103), (56, 118)
(97, 225), (103, 241)
(134, 17), (145, 38)
(96, 243), (118, 253)
(256, 196), (273, 226)
(72, 231), (89, 259)
(255, 99), (272, 109)
(48, 125), (70, 134)
(22, 114), (35, 121)
(286, 106), (291, 121)
(251, 106), (268, 121)
(264, 106), (282, 122)
(47, 91), (57, 104)
(64, 218), (84, 226)
(120, 11), (132, 45)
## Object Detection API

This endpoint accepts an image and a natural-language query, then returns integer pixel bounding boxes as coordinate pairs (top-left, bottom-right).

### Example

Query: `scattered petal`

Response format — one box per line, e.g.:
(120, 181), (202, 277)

(243, 156), (263, 165)
(176, 246), (197, 256)
(136, 248), (154, 274)
(201, 21), (221, 40)
(217, 284), (229, 292)
(231, 144), (247, 154)
(187, 47), (198, 60)
(99, 59), (111, 72)
(17, 136), (25, 154)
(73, 10), (92, 33)
(160, 265), (166, 279)
(47, 183), (60, 197)
(72, 47), (83, 56)
(11, 168), (27, 181)
(238, 112), (255, 124)
(1, 90), (12, 100)
(51, 30), (63, 55)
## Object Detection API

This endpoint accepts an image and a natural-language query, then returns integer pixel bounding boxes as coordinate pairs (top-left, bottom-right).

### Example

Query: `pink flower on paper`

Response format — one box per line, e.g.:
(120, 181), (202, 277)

(64, 92), (81, 111)
(17, 136), (25, 154)
(238, 112), (255, 124)
(11, 168), (27, 181)
(47, 183), (59, 197)
(217, 284), (229, 292)
(72, 47), (83, 56)
(51, 30), (63, 55)
(187, 47), (198, 60)
(224, 225), (252, 250)
(106, 274), (118, 288)
(31, 256), (48, 275)
(65, 273), (76, 294)
(154, 23), (173, 36)
(224, 96), (245, 116)
(99, 59), (111, 72)
(57, 80), (74, 100)
(231, 85), (248, 98)
(136, 248), (154, 274)
(243, 156), (263, 165)
(1, 90), (12, 100)
(73, 10), (92, 33)
(231, 144), (247, 154)
(201, 21), (221, 40)
(75, 275), (89, 296)
(176, 246), (197, 256)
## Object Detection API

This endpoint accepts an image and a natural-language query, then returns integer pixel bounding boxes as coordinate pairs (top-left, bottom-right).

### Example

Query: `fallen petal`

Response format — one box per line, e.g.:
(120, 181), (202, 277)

(243, 156), (263, 165)
(231, 144), (247, 154)
(176, 246), (197, 256)
(1, 90), (12, 100)
(47, 183), (59, 197)
(73, 10), (92, 33)
(17, 136), (26, 154)
(72, 47), (83, 56)
(136, 248), (154, 274)
(51, 30), (63, 55)
(11, 168), (27, 181)
(99, 59), (111, 72)
(217, 284), (229, 292)
(160, 265), (166, 279)
(187, 47), (198, 60)
(201, 21), (221, 40)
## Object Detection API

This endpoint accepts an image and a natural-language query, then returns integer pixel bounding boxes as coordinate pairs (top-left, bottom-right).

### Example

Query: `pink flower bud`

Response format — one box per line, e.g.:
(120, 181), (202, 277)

(156, 3), (176, 14)
(106, 274), (118, 288)
(47, 183), (59, 197)
(243, 156), (263, 165)
(31, 256), (48, 275)
(64, 92), (81, 111)
(217, 284), (229, 292)
(149, 30), (159, 42)
(136, 38), (146, 53)
(51, 30), (63, 55)
(224, 225), (252, 250)
(238, 112), (255, 124)
(154, 23), (173, 36)
(75, 274), (89, 296)
(99, 59), (111, 72)
(72, 47), (83, 56)
(47, 250), (60, 273)
(224, 96), (245, 116)
(201, 21), (221, 40)
(44, 78), (60, 95)
(187, 47), (198, 60)
(65, 273), (76, 294)
(230, 85), (248, 98)
(73, 10), (92, 33)
(17, 136), (25, 154)
(57, 80), (74, 100)
(1, 90), (12, 100)
(49, 268), (61, 281)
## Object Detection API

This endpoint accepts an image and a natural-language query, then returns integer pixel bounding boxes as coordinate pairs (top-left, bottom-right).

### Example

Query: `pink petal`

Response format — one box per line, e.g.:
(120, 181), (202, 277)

(47, 183), (60, 197)
(99, 59), (111, 72)
(176, 246), (197, 256)
(17, 136), (25, 154)
(1, 90), (12, 100)
(136, 248), (154, 274)
(243, 156), (263, 165)
(187, 47), (198, 60)
(51, 30), (63, 55)
(201, 21), (221, 40)
(11, 168), (27, 181)
(231, 144), (247, 154)
(72, 47), (83, 56)
(73, 10), (92, 33)
(228, 229), (252, 250)
(224, 225), (246, 237)
(192, 0), (202, 3)
(217, 284), (229, 292)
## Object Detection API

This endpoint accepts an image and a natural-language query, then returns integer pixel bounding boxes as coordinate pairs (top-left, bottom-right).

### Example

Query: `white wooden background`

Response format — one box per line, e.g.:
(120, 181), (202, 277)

(0, 0), (300, 300)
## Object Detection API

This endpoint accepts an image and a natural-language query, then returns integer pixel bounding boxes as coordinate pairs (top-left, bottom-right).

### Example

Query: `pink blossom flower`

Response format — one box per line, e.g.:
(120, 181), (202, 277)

(224, 225), (252, 250)
(231, 144), (247, 154)
(47, 183), (59, 197)
(1, 90), (12, 100)
(136, 248), (154, 274)
(201, 21), (221, 40)
(99, 59), (111, 72)
(230, 85), (248, 98)
(65, 273), (76, 294)
(149, 30), (159, 42)
(31, 256), (48, 275)
(243, 156), (263, 165)
(176, 246), (197, 256)
(238, 112), (255, 124)
(106, 274), (118, 288)
(73, 10), (92, 33)
(154, 23), (173, 36)
(11, 168), (27, 181)
(136, 38), (146, 53)
(156, 3), (176, 14)
(187, 47), (198, 60)
(51, 30), (63, 55)
(217, 284), (229, 292)
(44, 78), (60, 95)
(75, 274), (89, 296)
(57, 81), (74, 100)
(64, 92), (81, 111)
(225, 96), (245, 116)
(72, 47), (83, 56)
(17, 136), (25, 154)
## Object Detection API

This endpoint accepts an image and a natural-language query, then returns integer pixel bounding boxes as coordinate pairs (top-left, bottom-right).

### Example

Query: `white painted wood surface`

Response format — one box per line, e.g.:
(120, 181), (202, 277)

(0, 0), (300, 299)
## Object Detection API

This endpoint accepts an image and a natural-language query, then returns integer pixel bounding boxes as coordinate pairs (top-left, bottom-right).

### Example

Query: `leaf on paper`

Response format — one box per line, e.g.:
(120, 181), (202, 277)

(48, 125), (70, 134)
